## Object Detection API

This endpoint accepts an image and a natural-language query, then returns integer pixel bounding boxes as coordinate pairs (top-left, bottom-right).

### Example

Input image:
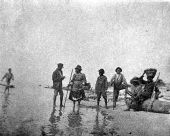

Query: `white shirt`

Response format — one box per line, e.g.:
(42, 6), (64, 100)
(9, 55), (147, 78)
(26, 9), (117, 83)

(110, 73), (127, 85)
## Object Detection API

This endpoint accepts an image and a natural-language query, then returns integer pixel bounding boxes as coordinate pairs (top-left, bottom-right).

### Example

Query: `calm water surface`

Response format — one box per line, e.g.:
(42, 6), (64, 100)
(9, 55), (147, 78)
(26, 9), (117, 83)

(0, 83), (109, 136)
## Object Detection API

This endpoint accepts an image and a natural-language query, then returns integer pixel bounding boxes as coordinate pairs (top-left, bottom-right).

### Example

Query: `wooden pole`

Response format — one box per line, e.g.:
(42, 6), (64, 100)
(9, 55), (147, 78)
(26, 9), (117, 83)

(63, 69), (73, 107)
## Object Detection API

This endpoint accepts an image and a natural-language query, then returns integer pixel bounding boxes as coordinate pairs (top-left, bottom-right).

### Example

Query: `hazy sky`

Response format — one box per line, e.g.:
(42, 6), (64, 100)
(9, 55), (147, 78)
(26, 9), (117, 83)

(0, 0), (170, 87)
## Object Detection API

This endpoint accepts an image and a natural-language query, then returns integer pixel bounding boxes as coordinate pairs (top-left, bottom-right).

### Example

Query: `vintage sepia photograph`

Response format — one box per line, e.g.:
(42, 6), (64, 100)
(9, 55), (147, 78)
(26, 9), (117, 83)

(0, 0), (170, 135)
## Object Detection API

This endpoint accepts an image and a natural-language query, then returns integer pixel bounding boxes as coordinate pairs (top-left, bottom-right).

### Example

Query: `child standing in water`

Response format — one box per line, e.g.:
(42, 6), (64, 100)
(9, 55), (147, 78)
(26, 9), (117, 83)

(95, 69), (108, 108)
(1, 68), (14, 93)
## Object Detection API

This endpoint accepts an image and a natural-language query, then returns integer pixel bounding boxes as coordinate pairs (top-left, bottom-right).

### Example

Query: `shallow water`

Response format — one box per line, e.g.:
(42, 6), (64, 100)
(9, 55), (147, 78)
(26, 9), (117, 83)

(0, 83), (109, 136)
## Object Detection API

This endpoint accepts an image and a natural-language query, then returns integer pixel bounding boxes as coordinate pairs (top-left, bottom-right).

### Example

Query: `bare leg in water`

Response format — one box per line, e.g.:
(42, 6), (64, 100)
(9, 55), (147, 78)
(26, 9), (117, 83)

(4, 82), (10, 93)
(104, 98), (108, 109)
(78, 100), (81, 106)
(4, 87), (7, 93)
(60, 92), (64, 107)
(73, 101), (76, 111)
(53, 92), (58, 107)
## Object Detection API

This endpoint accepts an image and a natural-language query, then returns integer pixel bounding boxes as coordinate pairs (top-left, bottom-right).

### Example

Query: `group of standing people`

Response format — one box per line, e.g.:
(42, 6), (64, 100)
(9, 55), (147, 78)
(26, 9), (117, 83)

(95, 67), (128, 109)
(52, 64), (88, 107)
(0, 64), (160, 112)
(52, 63), (128, 109)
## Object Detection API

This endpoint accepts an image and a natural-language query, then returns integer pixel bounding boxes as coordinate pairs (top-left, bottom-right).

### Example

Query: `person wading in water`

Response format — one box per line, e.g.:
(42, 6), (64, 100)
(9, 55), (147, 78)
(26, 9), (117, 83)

(95, 69), (108, 109)
(52, 63), (65, 107)
(1, 68), (14, 93)
(69, 65), (87, 107)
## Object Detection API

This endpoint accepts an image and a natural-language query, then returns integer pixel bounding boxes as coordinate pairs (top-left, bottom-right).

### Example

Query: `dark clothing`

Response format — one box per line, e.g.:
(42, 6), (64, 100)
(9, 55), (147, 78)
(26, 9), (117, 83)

(95, 75), (108, 107)
(69, 89), (84, 101)
(2, 72), (14, 85)
(95, 75), (108, 102)
(95, 75), (108, 93)
(96, 91), (107, 100)
(126, 70), (159, 111)
(52, 69), (63, 90)
(138, 77), (159, 101)
(69, 73), (86, 101)
(52, 68), (64, 98)
(113, 89), (119, 102)
(127, 77), (160, 110)
(113, 84), (127, 105)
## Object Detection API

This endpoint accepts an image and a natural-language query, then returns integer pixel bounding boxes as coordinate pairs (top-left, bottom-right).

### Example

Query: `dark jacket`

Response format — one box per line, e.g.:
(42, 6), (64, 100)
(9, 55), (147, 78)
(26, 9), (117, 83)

(139, 76), (159, 99)
(95, 75), (108, 92)
(52, 69), (63, 90)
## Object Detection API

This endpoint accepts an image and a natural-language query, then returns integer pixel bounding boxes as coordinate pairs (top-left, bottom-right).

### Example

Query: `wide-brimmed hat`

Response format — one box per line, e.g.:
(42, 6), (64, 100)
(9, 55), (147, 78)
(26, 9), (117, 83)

(58, 63), (63, 68)
(115, 67), (122, 72)
(99, 69), (105, 74)
(144, 68), (157, 78)
(75, 65), (82, 70)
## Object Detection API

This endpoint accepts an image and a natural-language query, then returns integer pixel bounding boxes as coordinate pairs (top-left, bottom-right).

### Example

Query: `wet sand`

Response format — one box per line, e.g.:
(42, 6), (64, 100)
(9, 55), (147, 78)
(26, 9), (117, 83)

(82, 99), (170, 136)
(82, 88), (170, 136)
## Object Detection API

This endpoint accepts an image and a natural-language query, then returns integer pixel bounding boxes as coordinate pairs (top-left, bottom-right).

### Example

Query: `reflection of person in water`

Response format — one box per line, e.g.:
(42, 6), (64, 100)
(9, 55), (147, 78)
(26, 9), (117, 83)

(67, 106), (83, 135)
(2, 92), (10, 115)
(91, 108), (100, 135)
(0, 92), (10, 133)
(92, 108), (107, 135)
(49, 106), (63, 124)
(48, 106), (63, 135)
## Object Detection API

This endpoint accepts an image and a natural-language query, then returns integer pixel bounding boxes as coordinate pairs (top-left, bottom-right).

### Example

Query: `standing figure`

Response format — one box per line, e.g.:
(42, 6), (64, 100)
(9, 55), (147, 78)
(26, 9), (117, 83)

(110, 67), (128, 109)
(95, 69), (108, 108)
(69, 65), (87, 107)
(1, 68), (14, 93)
(52, 63), (65, 107)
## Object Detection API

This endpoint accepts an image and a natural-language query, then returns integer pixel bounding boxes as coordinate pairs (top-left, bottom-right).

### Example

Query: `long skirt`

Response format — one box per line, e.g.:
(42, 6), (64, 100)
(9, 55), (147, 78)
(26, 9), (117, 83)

(69, 89), (85, 101)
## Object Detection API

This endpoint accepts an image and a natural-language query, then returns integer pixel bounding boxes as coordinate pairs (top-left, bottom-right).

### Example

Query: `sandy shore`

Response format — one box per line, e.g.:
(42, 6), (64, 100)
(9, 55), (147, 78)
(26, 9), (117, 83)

(81, 93), (170, 136)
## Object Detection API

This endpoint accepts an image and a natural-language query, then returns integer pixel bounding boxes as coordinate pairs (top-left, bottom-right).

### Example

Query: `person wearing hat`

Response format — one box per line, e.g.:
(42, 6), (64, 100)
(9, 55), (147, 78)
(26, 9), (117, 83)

(135, 68), (160, 102)
(69, 65), (87, 106)
(125, 68), (160, 111)
(110, 67), (128, 109)
(52, 63), (65, 107)
(95, 69), (108, 108)
(1, 68), (14, 92)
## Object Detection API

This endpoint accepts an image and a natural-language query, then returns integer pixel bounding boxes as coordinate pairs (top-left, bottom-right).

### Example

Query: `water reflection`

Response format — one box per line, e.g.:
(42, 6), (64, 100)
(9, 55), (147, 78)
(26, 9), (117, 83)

(0, 92), (10, 135)
(66, 105), (83, 136)
(41, 102), (109, 136)
(49, 106), (63, 124)
(42, 106), (64, 136)
(68, 106), (82, 127)
(0, 85), (112, 136)
(2, 92), (10, 115)
(91, 108), (107, 136)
